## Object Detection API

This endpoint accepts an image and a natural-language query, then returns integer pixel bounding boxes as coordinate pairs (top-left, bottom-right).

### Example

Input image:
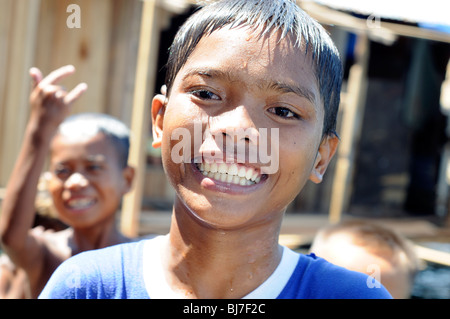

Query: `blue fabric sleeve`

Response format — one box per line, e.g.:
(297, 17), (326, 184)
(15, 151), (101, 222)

(38, 251), (98, 299)
(277, 253), (392, 299)
(39, 240), (149, 299)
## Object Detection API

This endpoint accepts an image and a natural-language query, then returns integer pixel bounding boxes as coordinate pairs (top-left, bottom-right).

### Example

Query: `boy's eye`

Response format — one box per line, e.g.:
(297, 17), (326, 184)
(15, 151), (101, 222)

(86, 163), (103, 172)
(267, 107), (300, 119)
(54, 167), (71, 179)
(190, 89), (220, 101)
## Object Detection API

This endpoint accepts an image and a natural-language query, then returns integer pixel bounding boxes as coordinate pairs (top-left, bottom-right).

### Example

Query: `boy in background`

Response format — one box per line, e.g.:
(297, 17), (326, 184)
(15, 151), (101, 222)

(310, 220), (421, 299)
(0, 65), (135, 298)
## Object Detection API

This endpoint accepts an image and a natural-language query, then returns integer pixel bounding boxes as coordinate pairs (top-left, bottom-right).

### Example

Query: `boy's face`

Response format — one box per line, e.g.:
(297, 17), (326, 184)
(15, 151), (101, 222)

(47, 133), (133, 228)
(153, 25), (338, 229)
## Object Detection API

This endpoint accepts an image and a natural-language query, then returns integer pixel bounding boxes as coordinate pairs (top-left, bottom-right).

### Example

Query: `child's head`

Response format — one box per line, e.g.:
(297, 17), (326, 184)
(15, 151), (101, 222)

(47, 113), (134, 228)
(310, 220), (421, 298)
(165, 0), (342, 137)
(56, 113), (131, 168)
(152, 0), (341, 229)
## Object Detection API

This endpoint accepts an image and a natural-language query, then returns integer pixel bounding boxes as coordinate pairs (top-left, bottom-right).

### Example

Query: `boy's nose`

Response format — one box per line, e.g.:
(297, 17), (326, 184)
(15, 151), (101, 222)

(208, 106), (259, 146)
(64, 172), (89, 190)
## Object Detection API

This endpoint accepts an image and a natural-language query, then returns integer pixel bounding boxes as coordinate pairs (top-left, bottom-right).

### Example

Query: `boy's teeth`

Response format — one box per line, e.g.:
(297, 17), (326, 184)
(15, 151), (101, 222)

(218, 163), (228, 174)
(197, 162), (262, 185)
(245, 169), (254, 180)
(238, 166), (246, 177)
(67, 198), (95, 209)
(228, 164), (238, 175)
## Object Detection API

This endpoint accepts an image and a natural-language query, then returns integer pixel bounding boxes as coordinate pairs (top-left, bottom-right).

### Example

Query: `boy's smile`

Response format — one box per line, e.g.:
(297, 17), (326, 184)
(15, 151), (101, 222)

(152, 25), (338, 229)
(197, 162), (263, 186)
(192, 160), (268, 195)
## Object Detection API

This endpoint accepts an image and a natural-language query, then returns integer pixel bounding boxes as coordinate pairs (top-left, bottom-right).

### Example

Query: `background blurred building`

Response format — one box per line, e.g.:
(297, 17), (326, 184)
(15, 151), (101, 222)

(0, 0), (449, 235)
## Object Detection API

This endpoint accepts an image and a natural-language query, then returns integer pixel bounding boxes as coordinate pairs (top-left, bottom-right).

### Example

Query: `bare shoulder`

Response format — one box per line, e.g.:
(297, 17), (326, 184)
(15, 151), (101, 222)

(31, 227), (73, 261)
(21, 227), (73, 298)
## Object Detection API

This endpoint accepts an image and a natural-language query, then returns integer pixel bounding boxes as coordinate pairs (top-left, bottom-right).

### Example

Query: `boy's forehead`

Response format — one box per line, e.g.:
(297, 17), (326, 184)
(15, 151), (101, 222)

(52, 130), (108, 145)
(192, 25), (305, 66)
(50, 132), (115, 159)
(177, 25), (321, 106)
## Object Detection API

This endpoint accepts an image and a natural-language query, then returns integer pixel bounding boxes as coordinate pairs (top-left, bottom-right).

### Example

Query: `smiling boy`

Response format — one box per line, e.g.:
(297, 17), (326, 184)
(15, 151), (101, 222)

(39, 0), (391, 299)
(0, 66), (134, 298)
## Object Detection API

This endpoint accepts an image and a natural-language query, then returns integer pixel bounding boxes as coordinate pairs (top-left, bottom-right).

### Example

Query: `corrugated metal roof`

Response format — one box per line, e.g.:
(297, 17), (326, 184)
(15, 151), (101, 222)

(311, 0), (449, 28)
(158, 0), (450, 36)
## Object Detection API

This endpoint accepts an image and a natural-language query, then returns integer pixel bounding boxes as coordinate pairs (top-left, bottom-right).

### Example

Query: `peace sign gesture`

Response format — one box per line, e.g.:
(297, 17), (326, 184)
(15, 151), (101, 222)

(28, 65), (87, 138)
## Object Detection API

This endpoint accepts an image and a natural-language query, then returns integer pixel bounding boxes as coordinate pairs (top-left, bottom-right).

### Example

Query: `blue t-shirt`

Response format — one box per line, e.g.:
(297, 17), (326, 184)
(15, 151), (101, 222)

(39, 238), (392, 299)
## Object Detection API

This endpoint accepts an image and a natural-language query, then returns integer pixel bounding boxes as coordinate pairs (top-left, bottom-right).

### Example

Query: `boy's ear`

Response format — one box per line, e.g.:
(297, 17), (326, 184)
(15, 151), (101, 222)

(151, 94), (166, 148)
(309, 134), (339, 184)
(122, 165), (135, 194)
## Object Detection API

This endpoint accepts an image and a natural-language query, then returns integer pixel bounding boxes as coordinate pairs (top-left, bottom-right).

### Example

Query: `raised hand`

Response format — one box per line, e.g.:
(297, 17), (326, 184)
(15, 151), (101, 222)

(28, 65), (87, 138)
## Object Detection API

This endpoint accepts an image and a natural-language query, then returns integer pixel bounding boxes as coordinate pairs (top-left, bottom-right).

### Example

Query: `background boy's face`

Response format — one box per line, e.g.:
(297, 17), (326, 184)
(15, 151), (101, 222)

(48, 133), (133, 228)
(153, 25), (337, 229)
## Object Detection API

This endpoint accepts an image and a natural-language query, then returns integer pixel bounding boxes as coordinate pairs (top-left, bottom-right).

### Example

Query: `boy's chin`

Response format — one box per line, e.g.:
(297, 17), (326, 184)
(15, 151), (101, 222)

(175, 191), (274, 231)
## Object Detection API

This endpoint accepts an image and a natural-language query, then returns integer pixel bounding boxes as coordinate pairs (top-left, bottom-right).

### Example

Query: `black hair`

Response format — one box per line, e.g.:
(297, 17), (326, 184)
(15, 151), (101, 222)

(57, 113), (130, 168)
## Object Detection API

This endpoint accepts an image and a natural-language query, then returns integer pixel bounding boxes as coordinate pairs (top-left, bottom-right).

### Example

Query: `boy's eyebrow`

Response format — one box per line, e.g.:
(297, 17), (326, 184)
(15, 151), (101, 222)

(264, 81), (317, 105)
(183, 67), (317, 105)
(182, 67), (235, 83)
(52, 155), (106, 166)
(86, 155), (106, 162)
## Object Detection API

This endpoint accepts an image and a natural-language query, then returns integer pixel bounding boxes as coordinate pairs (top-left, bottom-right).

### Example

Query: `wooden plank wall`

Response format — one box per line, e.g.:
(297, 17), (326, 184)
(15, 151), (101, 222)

(0, 0), (41, 186)
(0, 0), (143, 186)
(120, 0), (162, 237)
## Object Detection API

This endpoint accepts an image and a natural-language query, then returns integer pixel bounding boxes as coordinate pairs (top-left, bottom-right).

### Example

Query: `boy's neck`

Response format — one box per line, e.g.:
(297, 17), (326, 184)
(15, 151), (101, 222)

(165, 198), (284, 298)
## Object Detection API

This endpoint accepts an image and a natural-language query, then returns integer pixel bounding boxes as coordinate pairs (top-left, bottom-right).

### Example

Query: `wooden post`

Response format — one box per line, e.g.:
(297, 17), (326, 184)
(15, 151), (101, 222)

(0, 0), (13, 187)
(121, 0), (161, 237)
(0, 0), (41, 186)
(328, 34), (370, 224)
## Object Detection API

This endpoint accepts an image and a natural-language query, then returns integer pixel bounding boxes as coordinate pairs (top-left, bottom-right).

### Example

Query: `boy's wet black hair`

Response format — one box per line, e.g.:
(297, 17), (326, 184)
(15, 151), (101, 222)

(164, 0), (343, 137)
(56, 113), (130, 168)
